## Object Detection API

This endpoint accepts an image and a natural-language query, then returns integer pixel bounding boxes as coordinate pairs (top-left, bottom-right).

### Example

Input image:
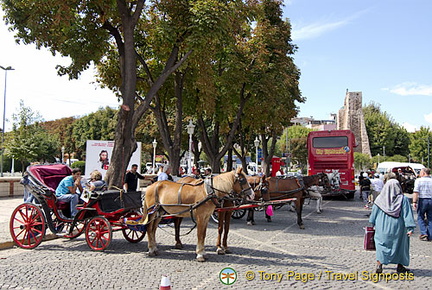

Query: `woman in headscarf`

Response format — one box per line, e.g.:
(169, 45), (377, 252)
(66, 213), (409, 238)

(369, 177), (415, 273)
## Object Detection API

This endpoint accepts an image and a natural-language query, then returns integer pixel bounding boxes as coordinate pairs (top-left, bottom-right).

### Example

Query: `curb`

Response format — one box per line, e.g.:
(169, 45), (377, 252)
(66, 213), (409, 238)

(0, 234), (59, 251)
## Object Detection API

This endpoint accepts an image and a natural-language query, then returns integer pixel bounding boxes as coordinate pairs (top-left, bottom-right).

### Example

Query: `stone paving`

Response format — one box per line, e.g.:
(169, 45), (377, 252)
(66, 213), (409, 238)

(0, 195), (431, 289)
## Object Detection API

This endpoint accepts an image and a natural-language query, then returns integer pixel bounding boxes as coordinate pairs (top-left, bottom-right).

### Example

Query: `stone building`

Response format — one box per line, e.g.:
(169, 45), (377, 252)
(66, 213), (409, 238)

(337, 91), (371, 156)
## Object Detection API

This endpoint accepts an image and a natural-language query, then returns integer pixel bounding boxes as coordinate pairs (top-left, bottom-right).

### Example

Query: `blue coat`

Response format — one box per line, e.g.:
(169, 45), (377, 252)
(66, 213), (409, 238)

(369, 196), (416, 266)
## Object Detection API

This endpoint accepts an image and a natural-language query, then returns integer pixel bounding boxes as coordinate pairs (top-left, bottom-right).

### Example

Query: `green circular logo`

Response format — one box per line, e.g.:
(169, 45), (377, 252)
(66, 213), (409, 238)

(219, 267), (237, 285)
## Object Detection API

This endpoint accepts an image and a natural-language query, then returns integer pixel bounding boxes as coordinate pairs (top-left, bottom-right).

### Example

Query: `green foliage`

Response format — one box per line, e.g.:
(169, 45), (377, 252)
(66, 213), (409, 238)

(354, 152), (372, 172)
(409, 127), (432, 166)
(386, 155), (408, 162)
(70, 107), (117, 158)
(277, 126), (312, 168)
(363, 102), (409, 157)
(5, 100), (59, 170)
(71, 160), (86, 174)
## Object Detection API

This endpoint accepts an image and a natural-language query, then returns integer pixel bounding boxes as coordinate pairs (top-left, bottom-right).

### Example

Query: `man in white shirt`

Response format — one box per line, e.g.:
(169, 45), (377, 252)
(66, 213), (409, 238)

(413, 168), (432, 241)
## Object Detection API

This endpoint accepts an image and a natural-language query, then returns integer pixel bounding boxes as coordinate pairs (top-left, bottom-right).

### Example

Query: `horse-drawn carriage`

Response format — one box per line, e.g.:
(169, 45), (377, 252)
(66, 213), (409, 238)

(9, 164), (146, 251)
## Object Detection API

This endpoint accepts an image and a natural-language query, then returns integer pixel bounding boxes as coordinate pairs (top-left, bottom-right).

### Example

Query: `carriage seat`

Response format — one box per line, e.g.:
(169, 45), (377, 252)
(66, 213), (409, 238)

(55, 200), (69, 210)
(98, 190), (142, 213)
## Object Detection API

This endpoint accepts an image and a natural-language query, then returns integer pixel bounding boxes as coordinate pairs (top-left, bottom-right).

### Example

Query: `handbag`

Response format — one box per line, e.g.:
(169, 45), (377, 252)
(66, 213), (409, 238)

(364, 226), (376, 251)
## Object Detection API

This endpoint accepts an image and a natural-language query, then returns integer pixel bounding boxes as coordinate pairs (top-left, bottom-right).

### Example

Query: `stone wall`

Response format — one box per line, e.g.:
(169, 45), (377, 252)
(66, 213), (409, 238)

(337, 91), (371, 156)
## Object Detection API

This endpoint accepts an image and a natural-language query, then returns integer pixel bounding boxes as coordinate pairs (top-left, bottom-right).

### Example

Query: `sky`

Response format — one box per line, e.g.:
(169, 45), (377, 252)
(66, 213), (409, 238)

(1, 1), (432, 133)
(285, 0), (432, 132)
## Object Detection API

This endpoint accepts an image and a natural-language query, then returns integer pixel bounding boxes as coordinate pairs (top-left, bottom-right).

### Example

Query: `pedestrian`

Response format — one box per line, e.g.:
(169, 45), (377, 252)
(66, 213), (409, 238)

(55, 168), (83, 218)
(360, 172), (372, 208)
(369, 178), (415, 274)
(412, 167), (432, 241)
(204, 168), (212, 177)
(370, 173), (384, 203)
(123, 164), (145, 192)
(20, 171), (34, 203)
(157, 164), (173, 181)
(191, 167), (203, 179)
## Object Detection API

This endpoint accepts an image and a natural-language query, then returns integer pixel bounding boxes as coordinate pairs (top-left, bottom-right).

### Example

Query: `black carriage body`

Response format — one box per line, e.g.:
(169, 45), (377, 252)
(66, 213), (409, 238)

(97, 190), (142, 213)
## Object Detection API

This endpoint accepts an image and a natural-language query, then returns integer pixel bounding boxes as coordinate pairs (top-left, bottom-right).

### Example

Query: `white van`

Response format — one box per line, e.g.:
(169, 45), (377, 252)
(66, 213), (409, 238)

(376, 162), (425, 176)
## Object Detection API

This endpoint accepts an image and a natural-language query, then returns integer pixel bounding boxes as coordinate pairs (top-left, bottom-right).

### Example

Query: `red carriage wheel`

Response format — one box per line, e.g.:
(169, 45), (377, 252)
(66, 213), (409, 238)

(63, 219), (86, 239)
(85, 216), (112, 251)
(9, 203), (46, 249)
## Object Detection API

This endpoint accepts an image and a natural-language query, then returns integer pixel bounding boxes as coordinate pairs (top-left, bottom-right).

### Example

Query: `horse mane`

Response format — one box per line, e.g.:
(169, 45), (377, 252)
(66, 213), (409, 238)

(212, 170), (235, 196)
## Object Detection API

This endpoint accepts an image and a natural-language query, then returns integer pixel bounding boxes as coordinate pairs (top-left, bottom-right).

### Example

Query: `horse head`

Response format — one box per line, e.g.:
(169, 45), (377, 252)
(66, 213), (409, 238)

(318, 172), (332, 191)
(232, 167), (255, 201)
(247, 175), (269, 201)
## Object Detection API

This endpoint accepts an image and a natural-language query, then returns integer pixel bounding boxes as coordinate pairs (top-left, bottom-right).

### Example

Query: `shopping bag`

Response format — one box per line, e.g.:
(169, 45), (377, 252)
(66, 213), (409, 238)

(364, 226), (375, 251)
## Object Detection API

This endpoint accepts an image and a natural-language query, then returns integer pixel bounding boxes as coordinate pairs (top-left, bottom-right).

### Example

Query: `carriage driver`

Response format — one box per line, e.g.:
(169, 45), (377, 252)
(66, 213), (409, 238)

(55, 168), (83, 218)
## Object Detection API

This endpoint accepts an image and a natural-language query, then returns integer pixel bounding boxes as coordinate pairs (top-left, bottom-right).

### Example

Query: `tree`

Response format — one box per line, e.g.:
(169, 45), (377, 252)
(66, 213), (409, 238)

(5, 100), (59, 170)
(409, 127), (432, 167)
(363, 102), (409, 157)
(3, 0), (191, 186)
(354, 152), (372, 172)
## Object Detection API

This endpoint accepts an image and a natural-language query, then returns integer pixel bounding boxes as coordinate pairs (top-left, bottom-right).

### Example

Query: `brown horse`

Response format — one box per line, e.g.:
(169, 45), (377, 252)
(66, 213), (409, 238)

(143, 167), (253, 262)
(245, 175), (306, 228)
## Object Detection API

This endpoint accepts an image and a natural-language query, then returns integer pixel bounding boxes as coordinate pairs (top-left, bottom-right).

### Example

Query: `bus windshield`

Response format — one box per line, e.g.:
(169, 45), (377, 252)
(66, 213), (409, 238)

(312, 136), (348, 148)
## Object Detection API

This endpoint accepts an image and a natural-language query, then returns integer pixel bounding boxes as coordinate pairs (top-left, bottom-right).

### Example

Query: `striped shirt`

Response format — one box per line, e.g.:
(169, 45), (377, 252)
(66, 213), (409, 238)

(413, 176), (432, 199)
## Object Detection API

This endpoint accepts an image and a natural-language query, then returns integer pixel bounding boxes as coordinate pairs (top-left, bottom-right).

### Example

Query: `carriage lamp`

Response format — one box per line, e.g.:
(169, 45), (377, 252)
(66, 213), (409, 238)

(152, 139), (157, 174)
(0, 65), (14, 177)
(187, 120), (195, 174)
(254, 137), (260, 174)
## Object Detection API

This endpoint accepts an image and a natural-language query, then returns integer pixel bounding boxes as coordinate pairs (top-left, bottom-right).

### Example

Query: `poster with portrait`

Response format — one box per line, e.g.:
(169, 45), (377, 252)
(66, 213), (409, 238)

(85, 140), (142, 179)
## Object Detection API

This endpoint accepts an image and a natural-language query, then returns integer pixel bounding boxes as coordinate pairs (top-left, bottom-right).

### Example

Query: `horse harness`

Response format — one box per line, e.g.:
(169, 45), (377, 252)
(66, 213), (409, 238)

(146, 173), (252, 226)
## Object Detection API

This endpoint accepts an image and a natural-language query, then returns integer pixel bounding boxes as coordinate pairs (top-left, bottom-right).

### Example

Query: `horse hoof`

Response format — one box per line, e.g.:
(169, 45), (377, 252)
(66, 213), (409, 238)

(216, 248), (226, 255)
(224, 249), (232, 254)
(196, 255), (206, 262)
(299, 225), (305, 230)
(148, 251), (157, 257)
(316, 211), (322, 214)
(175, 243), (183, 249)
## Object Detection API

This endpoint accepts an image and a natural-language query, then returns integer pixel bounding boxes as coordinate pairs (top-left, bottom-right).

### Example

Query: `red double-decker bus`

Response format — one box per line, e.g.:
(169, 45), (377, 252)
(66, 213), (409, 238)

(307, 130), (356, 198)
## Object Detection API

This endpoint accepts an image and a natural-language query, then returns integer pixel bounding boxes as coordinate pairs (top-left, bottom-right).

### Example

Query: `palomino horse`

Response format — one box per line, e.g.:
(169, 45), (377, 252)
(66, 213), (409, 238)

(303, 173), (331, 214)
(173, 175), (257, 255)
(213, 175), (264, 255)
(142, 167), (253, 262)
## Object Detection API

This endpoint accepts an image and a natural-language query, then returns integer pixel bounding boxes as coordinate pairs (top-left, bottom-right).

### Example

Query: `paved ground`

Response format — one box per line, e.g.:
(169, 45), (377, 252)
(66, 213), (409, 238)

(0, 194), (431, 289)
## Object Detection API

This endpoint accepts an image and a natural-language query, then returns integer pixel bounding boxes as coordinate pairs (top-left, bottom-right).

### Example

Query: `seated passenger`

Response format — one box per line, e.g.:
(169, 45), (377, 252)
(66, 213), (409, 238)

(88, 170), (107, 191)
(55, 168), (83, 217)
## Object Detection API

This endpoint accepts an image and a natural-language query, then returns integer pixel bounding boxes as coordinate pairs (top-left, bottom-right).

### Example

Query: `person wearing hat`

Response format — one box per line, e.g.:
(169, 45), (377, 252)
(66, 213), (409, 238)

(360, 172), (372, 208)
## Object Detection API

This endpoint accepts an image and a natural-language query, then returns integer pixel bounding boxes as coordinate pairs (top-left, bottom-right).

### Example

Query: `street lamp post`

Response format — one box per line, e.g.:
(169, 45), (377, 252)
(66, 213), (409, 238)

(61, 146), (65, 163)
(152, 139), (157, 174)
(187, 120), (195, 174)
(0, 66), (14, 177)
(254, 137), (260, 175)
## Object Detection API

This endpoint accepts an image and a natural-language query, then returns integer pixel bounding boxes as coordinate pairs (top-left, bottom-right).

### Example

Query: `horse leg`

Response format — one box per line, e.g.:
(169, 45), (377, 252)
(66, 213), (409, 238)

(174, 217), (184, 249)
(216, 211), (226, 255)
(295, 197), (305, 229)
(196, 214), (210, 262)
(222, 211), (232, 254)
(147, 214), (160, 256)
(246, 208), (255, 225)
